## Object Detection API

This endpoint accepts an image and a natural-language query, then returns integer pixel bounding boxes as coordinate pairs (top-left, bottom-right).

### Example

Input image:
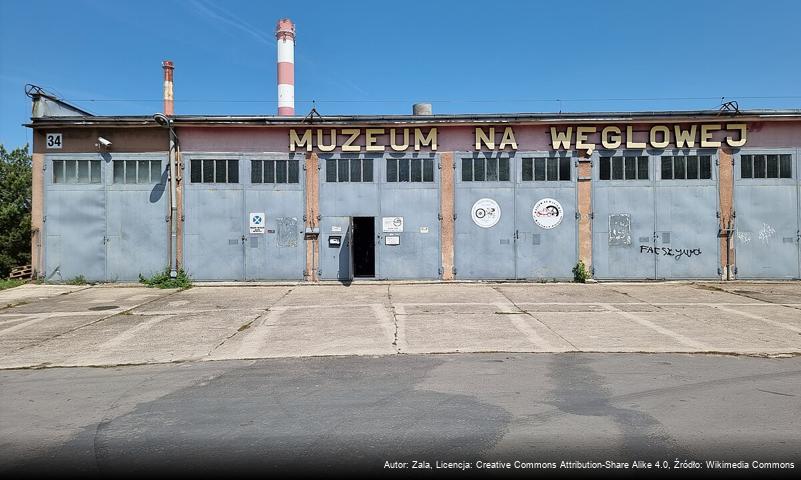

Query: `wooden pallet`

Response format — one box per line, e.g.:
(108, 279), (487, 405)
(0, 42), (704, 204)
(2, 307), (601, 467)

(9, 265), (33, 280)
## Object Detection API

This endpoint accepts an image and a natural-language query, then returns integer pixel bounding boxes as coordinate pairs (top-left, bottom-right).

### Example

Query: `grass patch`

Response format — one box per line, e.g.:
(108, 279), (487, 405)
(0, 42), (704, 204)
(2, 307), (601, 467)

(65, 275), (89, 285)
(139, 268), (192, 290)
(0, 279), (26, 290)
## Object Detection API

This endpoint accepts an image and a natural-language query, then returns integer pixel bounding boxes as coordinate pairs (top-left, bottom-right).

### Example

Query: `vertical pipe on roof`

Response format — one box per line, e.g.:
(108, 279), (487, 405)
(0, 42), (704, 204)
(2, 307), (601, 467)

(275, 18), (295, 116)
(162, 60), (174, 116)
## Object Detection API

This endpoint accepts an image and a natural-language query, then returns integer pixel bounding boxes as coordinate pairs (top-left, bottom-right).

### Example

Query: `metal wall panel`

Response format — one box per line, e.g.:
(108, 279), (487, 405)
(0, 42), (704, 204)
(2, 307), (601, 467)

(319, 216), (351, 280)
(105, 154), (169, 281)
(654, 150), (720, 279)
(454, 153), (516, 279)
(44, 156), (107, 281)
(733, 149), (800, 279)
(243, 153), (305, 280)
(183, 154), (244, 281)
(514, 152), (577, 280)
(592, 152), (656, 279)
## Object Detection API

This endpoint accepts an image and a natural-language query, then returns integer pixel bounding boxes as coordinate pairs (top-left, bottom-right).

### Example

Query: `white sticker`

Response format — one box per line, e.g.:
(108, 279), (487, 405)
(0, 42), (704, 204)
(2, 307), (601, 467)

(249, 212), (265, 234)
(385, 235), (400, 245)
(382, 216), (404, 233)
(46, 133), (62, 149)
(471, 198), (501, 228)
(419, 226), (429, 234)
(533, 198), (564, 229)
(331, 225), (342, 232)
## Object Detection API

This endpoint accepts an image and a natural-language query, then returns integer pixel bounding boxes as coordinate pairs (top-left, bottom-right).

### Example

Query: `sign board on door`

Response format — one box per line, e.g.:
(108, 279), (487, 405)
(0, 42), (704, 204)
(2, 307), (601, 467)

(249, 212), (265, 234)
(385, 235), (400, 246)
(382, 216), (404, 233)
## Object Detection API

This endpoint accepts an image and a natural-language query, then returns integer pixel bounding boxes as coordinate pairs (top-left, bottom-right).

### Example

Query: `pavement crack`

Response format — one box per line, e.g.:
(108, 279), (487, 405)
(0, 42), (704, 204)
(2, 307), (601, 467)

(387, 284), (400, 353)
(490, 285), (579, 350)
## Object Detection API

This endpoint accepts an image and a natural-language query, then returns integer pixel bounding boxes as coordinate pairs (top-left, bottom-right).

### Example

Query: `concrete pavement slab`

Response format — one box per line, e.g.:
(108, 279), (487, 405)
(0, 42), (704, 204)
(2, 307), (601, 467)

(0, 284), (88, 308)
(278, 284), (390, 306)
(6, 287), (171, 315)
(133, 286), (293, 313)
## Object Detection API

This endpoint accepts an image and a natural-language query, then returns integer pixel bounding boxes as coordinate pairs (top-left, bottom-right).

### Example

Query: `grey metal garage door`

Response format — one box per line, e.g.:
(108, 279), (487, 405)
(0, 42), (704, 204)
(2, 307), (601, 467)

(733, 149), (800, 279)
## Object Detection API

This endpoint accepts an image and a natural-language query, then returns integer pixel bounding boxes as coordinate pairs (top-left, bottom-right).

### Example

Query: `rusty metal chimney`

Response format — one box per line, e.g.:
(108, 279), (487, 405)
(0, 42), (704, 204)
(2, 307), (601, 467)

(275, 19), (296, 116)
(162, 60), (174, 116)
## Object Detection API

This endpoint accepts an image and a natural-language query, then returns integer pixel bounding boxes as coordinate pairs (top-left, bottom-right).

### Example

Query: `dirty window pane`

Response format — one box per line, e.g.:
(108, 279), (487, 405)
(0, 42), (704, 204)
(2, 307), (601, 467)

(326, 159), (336, 182)
(423, 158), (434, 182)
(673, 156), (686, 179)
(612, 157), (624, 180)
(740, 155), (752, 178)
(687, 155), (698, 179)
(399, 158), (410, 182)
(64, 160), (77, 184)
(486, 157), (498, 181)
(53, 160), (64, 183)
(137, 160), (149, 183)
(637, 157), (648, 180)
(386, 158), (398, 182)
(599, 157), (610, 180)
(753, 155), (766, 178)
(349, 158), (361, 182)
(150, 161), (161, 182)
(288, 160), (299, 183)
(461, 158), (472, 181)
(559, 158), (570, 181)
(251, 160), (262, 183)
(124, 160), (135, 183)
(362, 159), (373, 182)
(766, 155), (779, 178)
(473, 157), (485, 181)
(534, 158), (545, 181)
(624, 156), (636, 180)
(264, 160), (275, 183)
(190, 160), (201, 183)
(113, 161), (124, 183)
(77, 160), (90, 182)
(214, 160), (226, 182)
(699, 156), (711, 179)
(779, 154), (792, 178)
(91, 161), (101, 183)
(522, 158), (533, 181)
(498, 157), (509, 181)
(411, 158), (422, 182)
(542, 157), (554, 181)
(276, 160), (288, 183)
(227, 160), (238, 183)
(202, 160), (214, 183)
(338, 159), (350, 182)
(661, 157), (672, 179)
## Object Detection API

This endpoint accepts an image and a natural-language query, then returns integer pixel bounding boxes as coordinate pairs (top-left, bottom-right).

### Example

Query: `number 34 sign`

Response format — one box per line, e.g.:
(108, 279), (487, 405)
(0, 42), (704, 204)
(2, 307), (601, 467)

(46, 133), (63, 149)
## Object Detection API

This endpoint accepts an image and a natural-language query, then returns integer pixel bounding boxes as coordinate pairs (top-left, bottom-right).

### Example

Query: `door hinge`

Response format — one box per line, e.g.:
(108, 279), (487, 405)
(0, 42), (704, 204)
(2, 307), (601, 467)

(317, 268), (322, 276)
(716, 211), (720, 218)
(589, 212), (594, 219)
(715, 158), (719, 166)
(590, 266), (595, 276)
(575, 211), (580, 220)
(302, 164), (306, 170)
(732, 210), (736, 218)
(452, 266), (457, 275)
(437, 213), (442, 220)
(453, 213), (457, 220)
(165, 215), (170, 223)
(717, 267), (722, 276)
(733, 266), (738, 274)
(42, 215), (46, 223)
(438, 266), (443, 275)
(316, 214), (321, 221)
(303, 214), (307, 222)
(43, 162), (47, 171)
(181, 214), (185, 221)
(437, 161), (441, 170)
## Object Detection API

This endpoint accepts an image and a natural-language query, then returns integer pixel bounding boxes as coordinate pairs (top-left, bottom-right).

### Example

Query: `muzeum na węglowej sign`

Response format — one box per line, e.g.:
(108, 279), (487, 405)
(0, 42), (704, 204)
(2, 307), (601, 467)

(288, 124), (748, 153)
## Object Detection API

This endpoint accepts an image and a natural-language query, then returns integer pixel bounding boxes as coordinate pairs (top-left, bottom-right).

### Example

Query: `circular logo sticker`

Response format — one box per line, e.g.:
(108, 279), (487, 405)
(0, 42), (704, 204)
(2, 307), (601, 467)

(532, 198), (564, 229)
(471, 198), (501, 228)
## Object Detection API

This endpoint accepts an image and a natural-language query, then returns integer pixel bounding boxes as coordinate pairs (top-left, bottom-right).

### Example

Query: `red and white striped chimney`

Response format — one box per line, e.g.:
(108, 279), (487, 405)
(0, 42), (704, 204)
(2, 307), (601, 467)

(162, 60), (174, 116)
(275, 18), (295, 116)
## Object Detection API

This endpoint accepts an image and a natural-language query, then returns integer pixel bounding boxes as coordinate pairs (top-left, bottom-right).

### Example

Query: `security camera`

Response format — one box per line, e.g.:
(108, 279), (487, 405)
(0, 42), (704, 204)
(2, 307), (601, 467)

(97, 137), (112, 147)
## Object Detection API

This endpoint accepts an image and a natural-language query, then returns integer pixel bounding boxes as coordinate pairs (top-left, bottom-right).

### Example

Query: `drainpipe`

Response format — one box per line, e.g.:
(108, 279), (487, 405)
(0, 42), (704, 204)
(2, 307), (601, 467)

(159, 60), (178, 278)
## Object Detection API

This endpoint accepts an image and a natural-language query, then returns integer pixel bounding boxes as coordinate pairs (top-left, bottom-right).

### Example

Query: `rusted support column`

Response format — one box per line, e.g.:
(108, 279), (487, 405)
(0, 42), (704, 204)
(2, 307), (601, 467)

(439, 152), (455, 280)
(718, 147), (735, 280)
(577, 152), (593, 275)
(31, 152), (44, 277)
(304, 152), (320, 282)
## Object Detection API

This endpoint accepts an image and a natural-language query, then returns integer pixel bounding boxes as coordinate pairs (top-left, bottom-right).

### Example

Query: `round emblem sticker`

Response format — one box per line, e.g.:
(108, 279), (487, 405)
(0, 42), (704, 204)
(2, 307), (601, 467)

(471, 198), (501, 228)
(532, 198), (563, 229)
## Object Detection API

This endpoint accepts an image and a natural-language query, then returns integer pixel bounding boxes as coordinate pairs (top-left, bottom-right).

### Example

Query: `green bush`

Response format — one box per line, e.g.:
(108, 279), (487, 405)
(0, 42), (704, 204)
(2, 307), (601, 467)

(0, 279), (25, 290)
(139, 268), (192, 289)
(0, 144), (32, 278)
(572, 260), (589, 283)
(66, 275), (88, 285)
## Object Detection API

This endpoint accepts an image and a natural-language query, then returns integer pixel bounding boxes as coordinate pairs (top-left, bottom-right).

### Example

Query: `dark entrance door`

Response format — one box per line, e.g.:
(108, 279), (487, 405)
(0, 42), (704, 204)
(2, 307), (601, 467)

(352, 216), (375, 277)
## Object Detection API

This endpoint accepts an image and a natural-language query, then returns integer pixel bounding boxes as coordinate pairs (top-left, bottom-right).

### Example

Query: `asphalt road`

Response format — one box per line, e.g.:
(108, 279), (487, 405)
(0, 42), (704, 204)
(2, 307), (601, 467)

(1, 353), (799, 477)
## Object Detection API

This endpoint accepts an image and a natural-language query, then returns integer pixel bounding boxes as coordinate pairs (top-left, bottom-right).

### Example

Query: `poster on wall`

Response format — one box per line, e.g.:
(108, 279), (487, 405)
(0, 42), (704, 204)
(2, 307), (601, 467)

(532, 198), (564, 229)
(471, 198), (501, 228)
(249, 212), (265, 234)
(382, 217), (404, 233)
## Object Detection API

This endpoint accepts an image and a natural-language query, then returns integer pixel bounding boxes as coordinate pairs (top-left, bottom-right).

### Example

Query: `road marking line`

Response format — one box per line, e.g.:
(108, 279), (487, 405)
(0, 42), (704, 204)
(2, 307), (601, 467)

(712, 305), (801, 334)
(371, 304), (397, 346)
(236, 309), (282, 358)
(0, 316), (37, 326)
(0, 317), (50, 336)
(94, 315), (173, 350)
(492, 303), (558, 351)
(601, 304), (711, 350)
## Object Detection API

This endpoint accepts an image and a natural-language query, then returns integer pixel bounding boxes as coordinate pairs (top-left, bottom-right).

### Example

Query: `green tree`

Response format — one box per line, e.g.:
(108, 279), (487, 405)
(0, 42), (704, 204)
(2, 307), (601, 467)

(0, 144), (32, 278)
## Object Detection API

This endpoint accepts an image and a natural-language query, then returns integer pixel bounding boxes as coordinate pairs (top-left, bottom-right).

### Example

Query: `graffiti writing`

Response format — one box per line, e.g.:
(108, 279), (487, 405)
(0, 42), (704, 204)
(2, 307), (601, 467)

(639, 245), (702, 260)
(736, 231), (752, 245)
(758, 223), (775, 245)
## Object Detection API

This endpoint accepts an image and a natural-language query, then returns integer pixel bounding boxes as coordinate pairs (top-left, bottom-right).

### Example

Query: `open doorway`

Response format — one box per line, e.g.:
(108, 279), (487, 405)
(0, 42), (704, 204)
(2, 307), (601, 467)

(351, 216), (375, 277)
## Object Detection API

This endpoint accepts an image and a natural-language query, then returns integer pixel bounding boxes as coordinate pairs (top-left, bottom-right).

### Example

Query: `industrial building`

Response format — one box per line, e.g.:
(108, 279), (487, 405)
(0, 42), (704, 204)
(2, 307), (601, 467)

(25, 19), (801, 283)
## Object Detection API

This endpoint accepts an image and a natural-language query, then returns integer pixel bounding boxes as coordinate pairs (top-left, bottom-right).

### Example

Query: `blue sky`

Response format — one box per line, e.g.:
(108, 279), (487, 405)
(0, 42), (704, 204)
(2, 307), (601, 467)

(1, 0), (799, 149)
